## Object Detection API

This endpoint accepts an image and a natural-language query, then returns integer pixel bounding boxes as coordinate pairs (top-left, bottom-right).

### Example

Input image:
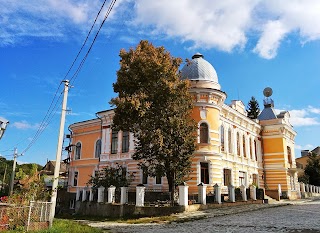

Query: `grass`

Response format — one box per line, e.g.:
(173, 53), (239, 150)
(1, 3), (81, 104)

(4, 219), (107, 233)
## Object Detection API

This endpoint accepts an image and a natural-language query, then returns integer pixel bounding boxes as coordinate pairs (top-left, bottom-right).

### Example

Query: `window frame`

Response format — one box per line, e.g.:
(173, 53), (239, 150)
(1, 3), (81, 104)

(223, 168), (231, 186)
(75, 142), (81, 160)
(95, 139), (101, 158)
(111, 130), (118, 154)
(122, 131), (130, 153)
(200, 162), (209, 184)
(73, 171), (79, 187)
(220, 125), (225, 152)
(200, 122), (209, 143)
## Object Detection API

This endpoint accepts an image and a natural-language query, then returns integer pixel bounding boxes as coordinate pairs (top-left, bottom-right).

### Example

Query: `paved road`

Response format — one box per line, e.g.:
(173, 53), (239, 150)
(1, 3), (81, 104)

(89, 199), (320, 233)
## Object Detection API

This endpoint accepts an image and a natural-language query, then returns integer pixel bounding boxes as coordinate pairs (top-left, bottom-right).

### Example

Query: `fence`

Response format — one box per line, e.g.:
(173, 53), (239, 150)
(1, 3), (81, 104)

(0, 201), (51, 232)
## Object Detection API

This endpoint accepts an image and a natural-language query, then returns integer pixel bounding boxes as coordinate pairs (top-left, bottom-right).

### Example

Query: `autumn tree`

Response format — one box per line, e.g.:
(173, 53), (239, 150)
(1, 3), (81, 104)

(110, 40), (197, 204)
(247, 96), (260, 119)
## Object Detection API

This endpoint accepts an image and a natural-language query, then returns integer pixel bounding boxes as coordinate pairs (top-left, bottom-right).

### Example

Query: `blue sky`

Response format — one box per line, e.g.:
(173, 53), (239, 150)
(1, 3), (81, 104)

(1, 0), (320, 165)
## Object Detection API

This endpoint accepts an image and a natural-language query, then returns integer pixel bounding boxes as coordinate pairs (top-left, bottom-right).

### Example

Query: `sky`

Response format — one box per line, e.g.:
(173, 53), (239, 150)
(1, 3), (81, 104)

(0, 0), (320, 165)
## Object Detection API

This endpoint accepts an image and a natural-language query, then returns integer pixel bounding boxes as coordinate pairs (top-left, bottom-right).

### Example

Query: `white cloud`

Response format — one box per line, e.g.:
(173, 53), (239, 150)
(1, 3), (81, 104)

(12, 121), (40, 130)
(295, 144), (314, 150)
(308, 106), (320, 114)
(275, 107), (320, 127)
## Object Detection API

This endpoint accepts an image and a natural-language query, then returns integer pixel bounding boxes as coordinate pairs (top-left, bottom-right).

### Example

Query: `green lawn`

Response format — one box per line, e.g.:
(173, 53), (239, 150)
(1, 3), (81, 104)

(5, 219), (107, 233)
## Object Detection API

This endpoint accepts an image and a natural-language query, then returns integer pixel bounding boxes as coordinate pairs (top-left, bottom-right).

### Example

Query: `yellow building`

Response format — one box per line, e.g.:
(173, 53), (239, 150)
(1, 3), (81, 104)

(68, 53), (299, 202)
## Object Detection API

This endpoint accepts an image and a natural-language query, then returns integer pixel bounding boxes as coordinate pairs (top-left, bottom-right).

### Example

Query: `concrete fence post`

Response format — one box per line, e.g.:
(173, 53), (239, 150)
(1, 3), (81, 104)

(82, 187), (87, 202)
(136, 184), (146, 207)
(198, 182), (207, 205)
(120, 187), (128, 204)
(250, 185), (257, 201)
(97, 186), (105, 203)
(89, 188), (94, 202)
(178, 183), (189, 206)
(228, 185), (235, 202)
(76, 187), (81, 201)
(240, 185), (247, 201)
(214, 183), (221, 204)
(108, 185), (116, 203)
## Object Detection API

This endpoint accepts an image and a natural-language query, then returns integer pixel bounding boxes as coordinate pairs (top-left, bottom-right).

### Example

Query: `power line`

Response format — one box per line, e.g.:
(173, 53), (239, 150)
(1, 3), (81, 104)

(20, 0), (115, 155)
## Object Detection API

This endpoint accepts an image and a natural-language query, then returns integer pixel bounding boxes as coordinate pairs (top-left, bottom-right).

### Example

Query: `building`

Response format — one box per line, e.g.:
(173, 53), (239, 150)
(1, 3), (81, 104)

(67, 53), (299, 202)
(296, 147), (320, 178)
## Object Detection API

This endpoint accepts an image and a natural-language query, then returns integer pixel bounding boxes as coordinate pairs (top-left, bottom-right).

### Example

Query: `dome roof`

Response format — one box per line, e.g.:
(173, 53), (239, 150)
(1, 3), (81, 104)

(181, 53), (220, 89)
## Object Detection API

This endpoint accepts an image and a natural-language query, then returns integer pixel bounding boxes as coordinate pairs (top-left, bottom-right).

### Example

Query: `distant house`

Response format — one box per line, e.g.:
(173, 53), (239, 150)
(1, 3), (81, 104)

(296, 146), (320, 170)
(0, 117), (9, 140)
(41, 160), (68, 188)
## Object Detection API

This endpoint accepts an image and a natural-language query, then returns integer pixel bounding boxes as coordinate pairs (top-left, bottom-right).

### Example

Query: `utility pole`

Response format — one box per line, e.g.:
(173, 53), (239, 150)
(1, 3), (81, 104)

(50, 80), (69, 226)
(9, 148), (17, 195)
(2, 163), (7, 193)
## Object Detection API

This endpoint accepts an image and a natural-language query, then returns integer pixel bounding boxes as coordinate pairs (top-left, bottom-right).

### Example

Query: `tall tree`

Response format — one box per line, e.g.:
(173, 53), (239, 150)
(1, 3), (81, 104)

(110, 40), (197, 204)
(304, 153), (320, 186)
(246, 96), (260, 119)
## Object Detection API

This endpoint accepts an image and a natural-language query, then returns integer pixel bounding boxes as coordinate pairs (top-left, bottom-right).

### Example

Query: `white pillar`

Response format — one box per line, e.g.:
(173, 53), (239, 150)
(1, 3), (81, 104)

(120, 187), (128, 204)
(97, 186), (105, 203)
(240, 185), (247, 201)
(198, 183), (207, 205)
(136, 185), (146, 207)
(178, 184), (189, 206)
(76, 188), (81, 201)
(214, 183), (221, 204)
(250, 185), (256, 201)
(108, 185), (116, 203)
(82, 188), (87, 202)
(89, 188), (94, 202)
(305, 184), (309, 193)
(228, 185), (235, 202)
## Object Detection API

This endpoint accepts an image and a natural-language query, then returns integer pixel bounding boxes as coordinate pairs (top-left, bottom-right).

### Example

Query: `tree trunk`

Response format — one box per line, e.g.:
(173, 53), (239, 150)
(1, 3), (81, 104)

(167, 171), (175, 206)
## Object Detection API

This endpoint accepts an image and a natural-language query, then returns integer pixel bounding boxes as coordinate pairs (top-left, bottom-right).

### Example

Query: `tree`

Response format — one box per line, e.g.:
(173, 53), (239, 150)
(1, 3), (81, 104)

(246, 96), (260, 119)
(87, 164), (134, 189)
(304, 153), (320, 186)
(110, 40), (197, 205)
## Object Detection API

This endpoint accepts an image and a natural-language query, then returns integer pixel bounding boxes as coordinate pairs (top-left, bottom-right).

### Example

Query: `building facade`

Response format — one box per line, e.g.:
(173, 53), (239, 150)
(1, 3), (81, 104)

(67, 53), (299, 201)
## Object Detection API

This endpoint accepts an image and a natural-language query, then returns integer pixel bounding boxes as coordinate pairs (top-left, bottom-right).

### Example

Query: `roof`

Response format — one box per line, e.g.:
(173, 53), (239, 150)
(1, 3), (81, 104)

(181, 53), (221, 90)
(257, 107), (278, 120)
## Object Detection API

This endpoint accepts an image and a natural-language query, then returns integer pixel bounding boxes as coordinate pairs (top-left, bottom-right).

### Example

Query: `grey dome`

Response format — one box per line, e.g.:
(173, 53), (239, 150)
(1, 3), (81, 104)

(181, 53), (220, 89)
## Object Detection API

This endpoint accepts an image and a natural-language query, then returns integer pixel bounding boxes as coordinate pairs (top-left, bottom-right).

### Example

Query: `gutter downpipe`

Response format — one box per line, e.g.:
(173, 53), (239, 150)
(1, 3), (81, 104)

(96, 113), (103, 168)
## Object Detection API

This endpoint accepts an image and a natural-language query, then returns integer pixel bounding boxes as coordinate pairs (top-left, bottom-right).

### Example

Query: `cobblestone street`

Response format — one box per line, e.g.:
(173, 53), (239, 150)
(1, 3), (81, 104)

(88, 198), (320, 233)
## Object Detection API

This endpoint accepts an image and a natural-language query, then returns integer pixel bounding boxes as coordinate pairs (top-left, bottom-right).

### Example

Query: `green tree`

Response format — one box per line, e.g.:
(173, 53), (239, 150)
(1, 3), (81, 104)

(304, 153), (320, 186)
(110, 40), (197, 204)
(246, 96), (260, 119)
(87, 164), (134, 189)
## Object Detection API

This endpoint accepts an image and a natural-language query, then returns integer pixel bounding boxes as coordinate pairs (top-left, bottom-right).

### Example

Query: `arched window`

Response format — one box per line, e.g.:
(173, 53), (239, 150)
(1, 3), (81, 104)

(200, 123), (209, 143)
(243, 135), (246, 157)
(111, 130), (118, 154)
(75, 142), (81, 160)
(220, 125), (225, 152)
(95, 139), (101, 158)
(237, 132), (240, 156)
(287, 146), (292, 164)
(228, 128), (232, 154)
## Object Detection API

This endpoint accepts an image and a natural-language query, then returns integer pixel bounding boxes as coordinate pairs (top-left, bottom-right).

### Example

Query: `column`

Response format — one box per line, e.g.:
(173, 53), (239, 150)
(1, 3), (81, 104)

(178, 183), (189, 206)
(136, 184), (146, 207)
(89, 188), (94, 202)
(214, 183), (221, 204)
(108, 185), (116, 203)
(198, 182), (207, 205)
(76, 187), (81, 201)
(250, 185), (256, 201)
(120, 187), (128, 204)
(240, 185), (247, 201)
(97, 186), (105, 203)
(82, 187), (87, 202)
(228, 185), (235, 202)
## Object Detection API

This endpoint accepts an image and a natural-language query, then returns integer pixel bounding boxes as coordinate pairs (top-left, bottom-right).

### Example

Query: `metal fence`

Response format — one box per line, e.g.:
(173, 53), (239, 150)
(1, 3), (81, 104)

(0, 201), (51, 231)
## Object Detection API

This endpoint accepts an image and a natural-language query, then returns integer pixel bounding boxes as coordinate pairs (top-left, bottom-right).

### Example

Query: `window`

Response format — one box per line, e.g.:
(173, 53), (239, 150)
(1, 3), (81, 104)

(220, 125), (225, 152)
(237, 132), (240, 156)
(228, 128), (232, 154)
(200, 162), (209, 184)
(252, 174), (258, 186)
(73, 171), (78, 186)
(75, 142), (81, 160)
(223, 169), (231, 186)
(287, 146), (292, 164)
(254, 140), (257, 161)
(243, 135), (246, 157)
(142, 168), (148, 184)
(200, 123), (209, 143)
(239, 171), (246, 186)
(155, 174), (162, 185)
(111, 131), (118, 154)
(122, 131), (129, 153)
(95, 139), (101, 158)
(249, 138), (252, 159)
